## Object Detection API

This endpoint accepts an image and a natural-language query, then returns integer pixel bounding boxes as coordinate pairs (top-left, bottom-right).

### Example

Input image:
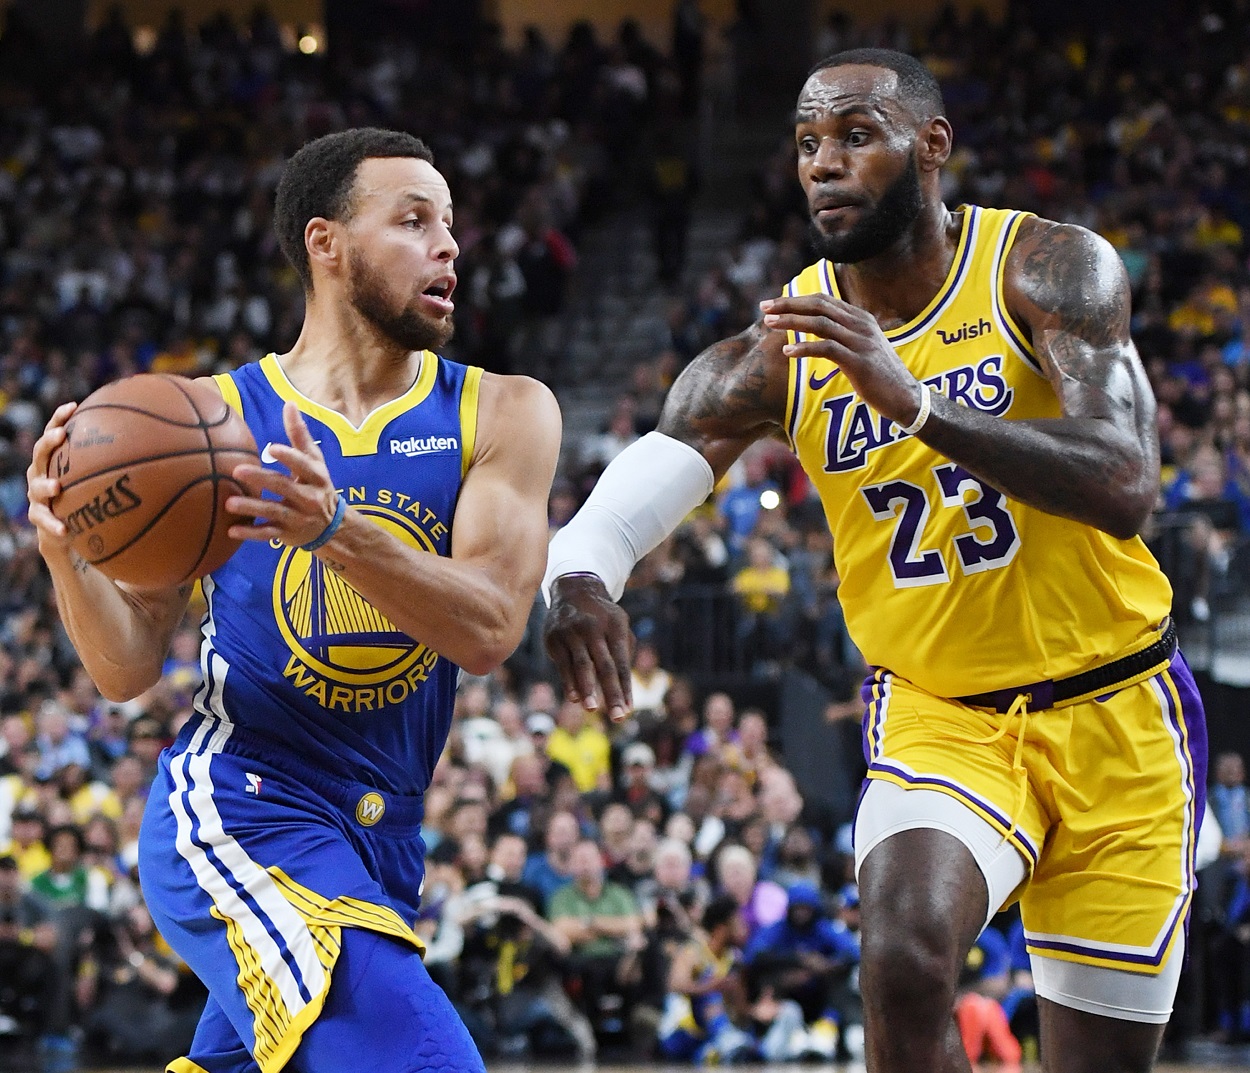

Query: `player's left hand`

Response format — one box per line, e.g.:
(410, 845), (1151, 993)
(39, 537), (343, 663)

(760, 294), (924, 427)
(226, 402), (341, 548)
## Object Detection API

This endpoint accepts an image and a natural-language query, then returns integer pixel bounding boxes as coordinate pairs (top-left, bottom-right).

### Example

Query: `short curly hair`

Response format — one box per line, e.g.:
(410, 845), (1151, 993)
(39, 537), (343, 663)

(274, 127), (435, 292)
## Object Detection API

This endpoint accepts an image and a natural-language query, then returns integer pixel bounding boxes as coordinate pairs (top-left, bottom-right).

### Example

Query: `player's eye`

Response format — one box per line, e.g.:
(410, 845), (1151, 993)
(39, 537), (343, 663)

(847, 130), (871, 147)
(799, 137), (819, 154)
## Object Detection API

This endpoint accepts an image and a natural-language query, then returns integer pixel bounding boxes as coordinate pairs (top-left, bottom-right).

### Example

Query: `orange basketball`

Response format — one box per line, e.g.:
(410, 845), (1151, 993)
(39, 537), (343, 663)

(48, 374), (259, 587)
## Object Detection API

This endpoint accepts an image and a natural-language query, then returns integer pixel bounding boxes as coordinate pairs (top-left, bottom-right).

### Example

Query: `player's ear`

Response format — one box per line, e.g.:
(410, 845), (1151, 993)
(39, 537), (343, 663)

(917, 117), (952, 172)
(304, 217), (340, 278)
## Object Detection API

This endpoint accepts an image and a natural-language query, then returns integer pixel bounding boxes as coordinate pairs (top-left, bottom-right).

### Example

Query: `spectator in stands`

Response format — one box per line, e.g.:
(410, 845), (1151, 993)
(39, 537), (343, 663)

(523, 712), (575, 793)
(0, 853), (58, 1051)
(80, 901), (198, 1063)
(629, 640), (672, 720)
(744, 883), (859, 1028)
(713, 843), (786, 944)
(613, 741), (669, 825)
(656, 893), (758, 1063)
(32, 701), (89, 784)
(546, 700), (611, 794)
(549, 837), (647, 1041)
(684, 691), (739, 759)
(489, 753), (551, 844)
(718, 452), (782, 559)
(523, 809), (580, 908)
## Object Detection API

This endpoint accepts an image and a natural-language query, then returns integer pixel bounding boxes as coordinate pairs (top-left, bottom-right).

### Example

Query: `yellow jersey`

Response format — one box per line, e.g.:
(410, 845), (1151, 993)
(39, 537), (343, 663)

(784, 205), (1171, 697)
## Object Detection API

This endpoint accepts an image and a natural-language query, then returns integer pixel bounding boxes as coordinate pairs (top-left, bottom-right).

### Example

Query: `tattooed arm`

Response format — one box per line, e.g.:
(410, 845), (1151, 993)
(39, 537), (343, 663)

(988, 218), (1160, 536)
(920, 218), (1157, 538)
(543, 324), (790, 717)
(656, 321), (793, 477)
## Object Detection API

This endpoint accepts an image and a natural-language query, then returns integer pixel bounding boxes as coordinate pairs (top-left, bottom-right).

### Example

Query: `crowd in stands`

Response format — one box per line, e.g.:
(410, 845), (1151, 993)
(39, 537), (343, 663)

(1, 0), (1250, 1068)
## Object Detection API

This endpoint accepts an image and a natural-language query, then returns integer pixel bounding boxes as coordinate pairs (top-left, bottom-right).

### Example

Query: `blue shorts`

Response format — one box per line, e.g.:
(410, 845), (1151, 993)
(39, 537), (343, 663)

(139, 713), (484, 1073)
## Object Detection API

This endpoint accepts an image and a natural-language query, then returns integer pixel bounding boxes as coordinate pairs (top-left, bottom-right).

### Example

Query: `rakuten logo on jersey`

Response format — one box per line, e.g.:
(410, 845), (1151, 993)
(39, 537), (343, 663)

(390, 436), (459, 457)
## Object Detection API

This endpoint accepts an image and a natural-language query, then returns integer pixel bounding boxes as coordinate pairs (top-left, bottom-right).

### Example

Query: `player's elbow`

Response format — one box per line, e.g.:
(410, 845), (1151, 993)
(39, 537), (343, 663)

(455, 620), (522, 677)
(93, 665), (162, 704)
(1099, 488), (1154, 541)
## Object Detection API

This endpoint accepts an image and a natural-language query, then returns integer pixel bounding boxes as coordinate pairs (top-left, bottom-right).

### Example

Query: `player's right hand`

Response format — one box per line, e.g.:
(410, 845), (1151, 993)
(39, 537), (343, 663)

(26, 401), (78, 552)
(543, 574), (635, 722)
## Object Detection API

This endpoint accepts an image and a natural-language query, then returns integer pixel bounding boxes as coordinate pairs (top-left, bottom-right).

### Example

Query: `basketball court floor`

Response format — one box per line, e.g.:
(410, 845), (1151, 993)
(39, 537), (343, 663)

(86, 1063), (1244, 1072)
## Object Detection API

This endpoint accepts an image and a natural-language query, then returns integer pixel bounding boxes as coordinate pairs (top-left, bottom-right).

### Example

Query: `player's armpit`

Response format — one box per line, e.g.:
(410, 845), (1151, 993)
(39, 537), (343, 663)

(657, 320), (793, 480)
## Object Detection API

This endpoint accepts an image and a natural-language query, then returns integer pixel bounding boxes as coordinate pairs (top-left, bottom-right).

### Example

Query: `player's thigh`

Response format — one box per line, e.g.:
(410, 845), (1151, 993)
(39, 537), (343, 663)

(290, 927), (485, 1073)
(856, 780), (1028, 931)
(861, 670), (1049, 871)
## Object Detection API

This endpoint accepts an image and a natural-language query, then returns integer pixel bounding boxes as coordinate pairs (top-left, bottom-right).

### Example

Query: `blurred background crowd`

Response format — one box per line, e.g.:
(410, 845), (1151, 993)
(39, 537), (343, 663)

(2, 0), (1250, 1069)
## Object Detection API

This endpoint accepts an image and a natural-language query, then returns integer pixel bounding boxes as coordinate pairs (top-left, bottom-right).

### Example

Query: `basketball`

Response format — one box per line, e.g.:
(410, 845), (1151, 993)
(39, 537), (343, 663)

(48, 374), (259, 587)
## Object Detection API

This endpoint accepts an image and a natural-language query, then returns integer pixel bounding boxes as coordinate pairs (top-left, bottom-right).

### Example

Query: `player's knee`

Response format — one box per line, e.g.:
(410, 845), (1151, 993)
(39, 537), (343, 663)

(861, 930), (957, 1017)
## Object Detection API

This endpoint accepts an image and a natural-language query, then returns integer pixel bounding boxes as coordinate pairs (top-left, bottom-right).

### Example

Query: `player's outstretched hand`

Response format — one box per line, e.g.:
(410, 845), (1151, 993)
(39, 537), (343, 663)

(26, 401), (79, 553)
(227, 401), (341, 548)
(761, 294), (924, 428)
(543, 574), (634, 722)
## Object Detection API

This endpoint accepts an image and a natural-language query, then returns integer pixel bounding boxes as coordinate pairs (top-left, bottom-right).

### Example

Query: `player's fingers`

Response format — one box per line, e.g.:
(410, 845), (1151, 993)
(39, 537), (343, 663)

(26, 474), (60, 506)
(586, 635), (629, 719)
(282, 402), (323, 458)
(29, 422), (71, 474)
(782, 338), (857, 361)
(41, 401), (78, 435)
(760, 311), (863, 342)
(263, 443), (328, 486)
(228, 522), (283, 543)
(761, 294), (862, 320)
(606, 627), (634, 715)
(26, 502), (67, 538)
(542, 635), (584, 704)
(231, 464), (297, 499)
(565, 641), (605, 711)
(225, 494), (288, 522)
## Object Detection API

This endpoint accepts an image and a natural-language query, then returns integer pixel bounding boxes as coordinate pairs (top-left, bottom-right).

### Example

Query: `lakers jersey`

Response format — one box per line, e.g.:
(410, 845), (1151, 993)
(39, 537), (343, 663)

(784, 206), (1172, 698)
(194, 352), (481, 794)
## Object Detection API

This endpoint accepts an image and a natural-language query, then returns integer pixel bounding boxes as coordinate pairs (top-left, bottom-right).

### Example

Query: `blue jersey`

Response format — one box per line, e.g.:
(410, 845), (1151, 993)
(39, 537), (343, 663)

(196, 352), (481, 795)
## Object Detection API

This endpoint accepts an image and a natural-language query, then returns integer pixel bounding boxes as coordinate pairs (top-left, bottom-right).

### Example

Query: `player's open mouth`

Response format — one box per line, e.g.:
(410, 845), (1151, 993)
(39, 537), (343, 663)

(419, 277), (456, 314)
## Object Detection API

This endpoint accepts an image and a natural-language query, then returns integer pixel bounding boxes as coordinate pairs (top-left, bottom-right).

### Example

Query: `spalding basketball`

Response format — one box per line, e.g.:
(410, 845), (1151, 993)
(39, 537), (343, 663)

(48, 374), (259, 587)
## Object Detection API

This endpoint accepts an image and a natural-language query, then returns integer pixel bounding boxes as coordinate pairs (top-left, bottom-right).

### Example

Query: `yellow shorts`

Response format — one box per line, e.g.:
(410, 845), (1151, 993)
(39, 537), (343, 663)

(861, 651), (1207, 975)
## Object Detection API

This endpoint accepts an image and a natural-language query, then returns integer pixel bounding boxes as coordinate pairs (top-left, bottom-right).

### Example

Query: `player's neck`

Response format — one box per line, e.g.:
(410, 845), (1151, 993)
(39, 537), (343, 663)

(281, 302), (424, 425)
(833, 203), (959, 332)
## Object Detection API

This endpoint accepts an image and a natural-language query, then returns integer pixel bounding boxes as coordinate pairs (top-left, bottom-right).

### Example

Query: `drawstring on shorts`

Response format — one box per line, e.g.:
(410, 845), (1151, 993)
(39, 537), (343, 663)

(959, 693), (1031, 845)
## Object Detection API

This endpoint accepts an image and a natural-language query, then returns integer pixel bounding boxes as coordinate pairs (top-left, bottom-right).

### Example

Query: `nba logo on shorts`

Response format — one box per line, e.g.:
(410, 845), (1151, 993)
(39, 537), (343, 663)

(355, 792), (386, 826)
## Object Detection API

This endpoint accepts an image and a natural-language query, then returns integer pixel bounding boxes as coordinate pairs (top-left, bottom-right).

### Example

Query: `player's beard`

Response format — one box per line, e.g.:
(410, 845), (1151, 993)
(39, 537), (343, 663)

(808, 149), (924, 264)
(348, 248), (454, 353)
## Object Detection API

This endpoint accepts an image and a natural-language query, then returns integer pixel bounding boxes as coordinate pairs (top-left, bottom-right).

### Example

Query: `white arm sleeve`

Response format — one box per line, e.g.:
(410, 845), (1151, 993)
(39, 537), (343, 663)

(543, 431), (715, 604)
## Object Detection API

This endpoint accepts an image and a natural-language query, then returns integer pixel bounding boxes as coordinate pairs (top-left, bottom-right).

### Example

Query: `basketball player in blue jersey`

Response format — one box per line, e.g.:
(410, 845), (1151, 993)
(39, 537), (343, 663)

(25, 128), (560, 1073)
(543, 50), (1205, 1073)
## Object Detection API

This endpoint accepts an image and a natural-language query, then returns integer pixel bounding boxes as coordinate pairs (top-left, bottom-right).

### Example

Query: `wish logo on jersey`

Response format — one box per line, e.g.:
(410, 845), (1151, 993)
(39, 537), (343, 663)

(821, 355), (1013, 473)
(273, 494), (443, 713)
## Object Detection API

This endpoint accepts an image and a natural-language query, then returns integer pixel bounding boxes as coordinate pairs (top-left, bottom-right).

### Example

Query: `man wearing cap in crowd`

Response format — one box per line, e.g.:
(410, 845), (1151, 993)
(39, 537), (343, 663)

(614, 742), (670, 826)
(525, 711), (574, 793)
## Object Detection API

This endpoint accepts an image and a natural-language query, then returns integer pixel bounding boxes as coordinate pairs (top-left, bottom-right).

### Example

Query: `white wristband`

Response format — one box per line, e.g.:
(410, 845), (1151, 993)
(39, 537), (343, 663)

(898, 382), (932, 437)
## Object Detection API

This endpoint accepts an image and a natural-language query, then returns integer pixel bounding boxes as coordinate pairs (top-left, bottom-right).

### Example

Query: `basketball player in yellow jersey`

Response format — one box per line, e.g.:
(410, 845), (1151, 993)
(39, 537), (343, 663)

(544, 49), (1205, 1073)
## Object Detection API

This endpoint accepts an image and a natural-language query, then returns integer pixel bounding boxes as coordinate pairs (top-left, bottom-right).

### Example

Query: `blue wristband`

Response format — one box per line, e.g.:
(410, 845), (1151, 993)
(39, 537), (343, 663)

(300, 493), (347, 552)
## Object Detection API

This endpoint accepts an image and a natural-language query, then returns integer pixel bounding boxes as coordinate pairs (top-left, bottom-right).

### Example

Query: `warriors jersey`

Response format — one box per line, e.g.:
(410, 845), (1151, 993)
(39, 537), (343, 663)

(198, 352), (481, 794)
(784, 206), (1172, 697)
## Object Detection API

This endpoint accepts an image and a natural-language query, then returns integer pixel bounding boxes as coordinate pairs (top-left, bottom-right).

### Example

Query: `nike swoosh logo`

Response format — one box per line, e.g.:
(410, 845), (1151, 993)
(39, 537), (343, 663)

(808, 368), (839, 390)
(260, 440), (320, 464)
